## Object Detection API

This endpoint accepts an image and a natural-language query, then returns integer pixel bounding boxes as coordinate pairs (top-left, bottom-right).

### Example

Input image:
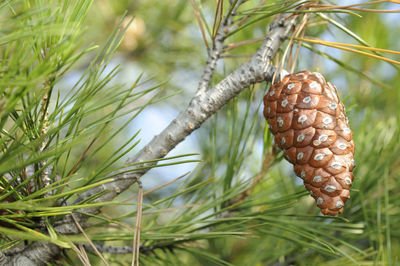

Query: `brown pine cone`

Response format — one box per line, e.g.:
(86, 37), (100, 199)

(263, 70), (355, 216)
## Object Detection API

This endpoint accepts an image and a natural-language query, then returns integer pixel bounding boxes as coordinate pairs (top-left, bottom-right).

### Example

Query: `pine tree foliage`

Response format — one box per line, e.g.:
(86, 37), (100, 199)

(1, 0), (399, 265)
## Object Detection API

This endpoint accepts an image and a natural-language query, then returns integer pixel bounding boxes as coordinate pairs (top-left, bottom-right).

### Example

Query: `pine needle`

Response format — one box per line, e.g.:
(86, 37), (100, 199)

(70, 242), (91, 266)
(299, 38), (400, 55)
(225, 37), (265, 52)
(298, 38), (400, 65)
(71, 213), (110, 266)
(309, 0), (400, 13)
(190, 0), (210, 50)
(211, 0), (224, 41)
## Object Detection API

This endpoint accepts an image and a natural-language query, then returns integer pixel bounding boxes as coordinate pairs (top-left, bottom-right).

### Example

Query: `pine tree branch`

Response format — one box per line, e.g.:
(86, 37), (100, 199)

(196, 0), (245, 96)
(70, 13), (297, 218)
(5, 13), (298, 266)
(81, 243), (174, 255)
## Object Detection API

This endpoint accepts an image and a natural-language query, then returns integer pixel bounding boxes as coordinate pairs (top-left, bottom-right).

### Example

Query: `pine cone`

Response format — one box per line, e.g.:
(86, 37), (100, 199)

(263, 70), (355, 216)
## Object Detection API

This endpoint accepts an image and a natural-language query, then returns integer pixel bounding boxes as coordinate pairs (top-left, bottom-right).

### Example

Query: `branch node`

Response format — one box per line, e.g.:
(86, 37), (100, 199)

(186, 122), (195, 131)
(167, 133), (174, 142)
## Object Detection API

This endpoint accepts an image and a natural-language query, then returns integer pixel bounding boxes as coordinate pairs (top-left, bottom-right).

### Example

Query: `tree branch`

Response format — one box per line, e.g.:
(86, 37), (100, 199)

(196, 0), (245, 96)
(5, 13), (298, 266)
(73, 13), (297, 217)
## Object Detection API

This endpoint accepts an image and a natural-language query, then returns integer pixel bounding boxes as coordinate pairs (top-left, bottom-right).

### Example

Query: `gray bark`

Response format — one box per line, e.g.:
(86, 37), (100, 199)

(196, 0), (245, 96)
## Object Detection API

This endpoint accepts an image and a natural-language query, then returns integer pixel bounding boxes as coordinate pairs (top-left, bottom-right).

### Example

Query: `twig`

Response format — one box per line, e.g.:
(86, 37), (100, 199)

(6, 10), (299, 266)
(84, 244), (133, 254)
(195, 0), (246, 96)
(82, 242), (176, 255)
(70, 13), (297, 219)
